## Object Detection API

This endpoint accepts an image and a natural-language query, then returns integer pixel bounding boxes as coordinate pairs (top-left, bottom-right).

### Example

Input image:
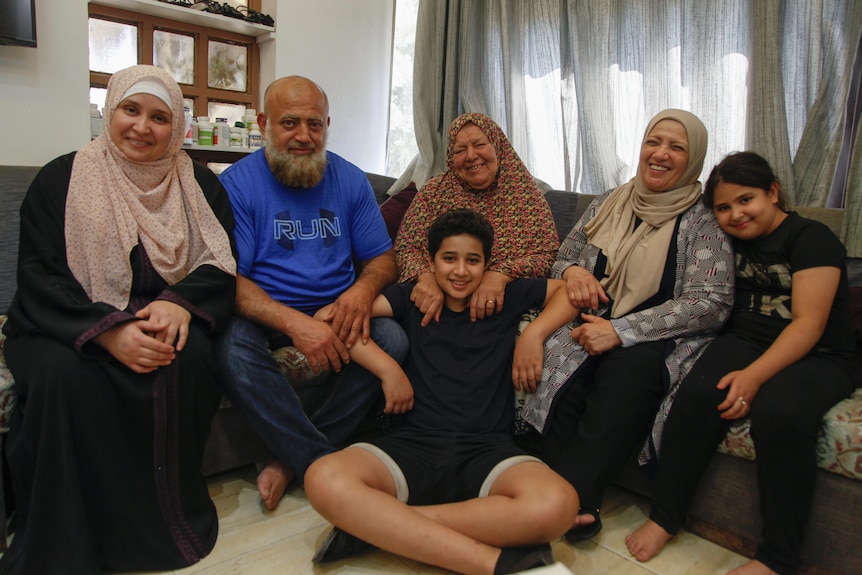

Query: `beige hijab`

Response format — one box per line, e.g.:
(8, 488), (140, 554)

(585, 109), (708, 318)
(65, 65), (235, 310)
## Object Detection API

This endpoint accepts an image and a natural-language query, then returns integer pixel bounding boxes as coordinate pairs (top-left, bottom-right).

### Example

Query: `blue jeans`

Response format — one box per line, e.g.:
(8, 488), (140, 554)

(215, 315), (408, 481)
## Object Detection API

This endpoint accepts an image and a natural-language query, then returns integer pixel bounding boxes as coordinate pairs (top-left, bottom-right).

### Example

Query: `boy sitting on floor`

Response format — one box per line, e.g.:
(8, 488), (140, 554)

(304, 208), (580, 575)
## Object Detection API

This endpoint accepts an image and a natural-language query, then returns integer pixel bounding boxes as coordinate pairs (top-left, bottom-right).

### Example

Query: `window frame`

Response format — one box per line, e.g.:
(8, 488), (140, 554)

(88, 3), (260, 118)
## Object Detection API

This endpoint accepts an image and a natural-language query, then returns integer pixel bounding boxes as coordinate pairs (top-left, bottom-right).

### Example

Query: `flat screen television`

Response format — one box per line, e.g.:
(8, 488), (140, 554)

(0, 0), (37, 47)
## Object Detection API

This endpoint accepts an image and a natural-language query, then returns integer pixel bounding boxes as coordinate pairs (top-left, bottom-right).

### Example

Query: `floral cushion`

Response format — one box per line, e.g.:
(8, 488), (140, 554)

(718, 388), (862, 481)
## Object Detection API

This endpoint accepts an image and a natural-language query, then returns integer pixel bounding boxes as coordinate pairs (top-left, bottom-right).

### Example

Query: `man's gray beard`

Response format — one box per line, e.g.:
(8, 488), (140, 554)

(266, 142), (328, 188)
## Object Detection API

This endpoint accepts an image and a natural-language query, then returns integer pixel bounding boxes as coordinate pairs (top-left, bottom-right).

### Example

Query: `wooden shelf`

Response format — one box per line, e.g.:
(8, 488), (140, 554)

(184, 145), (255, 166)
(89, 0), (275, 41)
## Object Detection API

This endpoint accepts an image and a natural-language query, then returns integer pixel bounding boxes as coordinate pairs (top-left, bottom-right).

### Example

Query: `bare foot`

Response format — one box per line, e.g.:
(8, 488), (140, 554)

(256, 460), (295, 511)
(727, 560), (778, 575)
(625, 520), (673, 562)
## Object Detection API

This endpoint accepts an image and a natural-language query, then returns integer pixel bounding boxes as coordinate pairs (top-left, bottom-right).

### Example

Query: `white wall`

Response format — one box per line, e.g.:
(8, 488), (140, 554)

(0, 0), (90, 167)
(0, 0), (394, 172)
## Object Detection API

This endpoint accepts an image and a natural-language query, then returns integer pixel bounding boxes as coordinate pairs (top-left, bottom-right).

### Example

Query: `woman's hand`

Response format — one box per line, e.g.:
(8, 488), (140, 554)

(95, 320), (176, 374)
(513, 330), (544, 393)
(411, 272), (445, 326)
(562, 265), (609, 311)
(469, 271), (511, 321)
(570, 313), (621, 355)
(716, 369), (762, 420)
(135, 300), (192, 350)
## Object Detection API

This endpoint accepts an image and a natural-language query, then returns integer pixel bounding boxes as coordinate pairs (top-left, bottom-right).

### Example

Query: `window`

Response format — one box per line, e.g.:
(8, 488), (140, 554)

(386, 0), (420, 177)
(88, 2), (260, 129)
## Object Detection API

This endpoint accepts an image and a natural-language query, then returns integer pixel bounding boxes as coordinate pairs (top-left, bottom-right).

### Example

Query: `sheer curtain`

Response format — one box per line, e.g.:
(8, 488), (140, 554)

(391, 0), (862, 256)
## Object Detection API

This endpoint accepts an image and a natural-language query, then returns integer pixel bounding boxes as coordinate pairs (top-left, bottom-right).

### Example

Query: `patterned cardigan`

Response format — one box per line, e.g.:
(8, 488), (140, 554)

(521, 190), (735, 460)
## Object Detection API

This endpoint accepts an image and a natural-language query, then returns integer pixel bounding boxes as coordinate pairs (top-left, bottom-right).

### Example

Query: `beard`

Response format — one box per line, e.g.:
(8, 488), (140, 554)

(265, 124), (328, 188)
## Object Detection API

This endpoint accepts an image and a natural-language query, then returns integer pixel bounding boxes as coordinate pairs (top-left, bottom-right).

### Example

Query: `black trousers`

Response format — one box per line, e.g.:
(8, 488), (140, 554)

(543, 341), (668, 510)
(648, 333), (854, 575)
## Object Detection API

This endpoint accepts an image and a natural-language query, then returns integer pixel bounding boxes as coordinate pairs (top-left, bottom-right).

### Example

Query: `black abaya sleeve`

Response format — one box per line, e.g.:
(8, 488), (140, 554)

(4, 153), (133, 351)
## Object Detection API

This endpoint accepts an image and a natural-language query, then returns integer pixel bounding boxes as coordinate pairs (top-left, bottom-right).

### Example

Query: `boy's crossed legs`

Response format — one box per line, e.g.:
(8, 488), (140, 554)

(304, 438), (579, 575)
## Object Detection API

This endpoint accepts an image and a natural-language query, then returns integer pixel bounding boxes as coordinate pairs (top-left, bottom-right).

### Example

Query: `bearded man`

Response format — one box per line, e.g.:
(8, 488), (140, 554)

(217, 76), (406, 510)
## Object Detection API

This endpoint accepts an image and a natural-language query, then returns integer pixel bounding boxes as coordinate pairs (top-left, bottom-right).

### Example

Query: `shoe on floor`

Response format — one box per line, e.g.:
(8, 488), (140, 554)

(564, 508), (602, 543)
(494, 542), (554, 574)
(311, 526), (375, 564)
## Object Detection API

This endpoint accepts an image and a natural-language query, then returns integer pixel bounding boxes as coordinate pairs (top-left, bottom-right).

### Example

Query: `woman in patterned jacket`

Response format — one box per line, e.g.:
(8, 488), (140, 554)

(519, 109), (734, 544)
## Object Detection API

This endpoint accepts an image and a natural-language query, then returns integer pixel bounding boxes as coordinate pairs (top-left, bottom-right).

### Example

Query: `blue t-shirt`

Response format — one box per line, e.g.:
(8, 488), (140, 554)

(219, 149), (392, 312)
(384, 279), (548, 438)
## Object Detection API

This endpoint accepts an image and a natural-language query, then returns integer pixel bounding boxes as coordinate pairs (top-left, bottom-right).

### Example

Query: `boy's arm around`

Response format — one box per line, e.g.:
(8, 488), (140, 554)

(315, 295), (414, 414)
(512, 279), (577, 394)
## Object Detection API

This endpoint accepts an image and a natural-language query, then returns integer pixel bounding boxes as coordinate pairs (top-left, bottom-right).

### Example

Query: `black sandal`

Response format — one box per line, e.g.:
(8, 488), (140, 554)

(564, 508), (602, 543)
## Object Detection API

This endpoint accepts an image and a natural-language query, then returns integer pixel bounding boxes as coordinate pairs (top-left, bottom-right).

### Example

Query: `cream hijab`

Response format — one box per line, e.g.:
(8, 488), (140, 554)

(65, 65), (235, 310)
(584, 109), (708, 318)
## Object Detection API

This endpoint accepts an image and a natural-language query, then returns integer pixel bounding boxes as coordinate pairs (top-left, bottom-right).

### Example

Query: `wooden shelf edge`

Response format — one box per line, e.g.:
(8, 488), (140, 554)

(89, 0), (276, 41)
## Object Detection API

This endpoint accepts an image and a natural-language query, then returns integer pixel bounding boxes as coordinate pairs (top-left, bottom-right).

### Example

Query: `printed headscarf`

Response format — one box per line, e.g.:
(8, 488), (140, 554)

(440, 112), (537, 194)
(584, 109), (708, 318)
(395, 112), (558, 281)
(65, 65), (235, 310)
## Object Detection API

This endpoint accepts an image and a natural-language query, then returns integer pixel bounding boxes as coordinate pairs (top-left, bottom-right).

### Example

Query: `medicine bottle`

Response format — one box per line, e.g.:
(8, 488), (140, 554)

(248, 124), (262, 149)
(183, 107), (193, 145)
(229, 126), (242, 148)
(197, 116), (214, 146)
(215, 118), (230, 147)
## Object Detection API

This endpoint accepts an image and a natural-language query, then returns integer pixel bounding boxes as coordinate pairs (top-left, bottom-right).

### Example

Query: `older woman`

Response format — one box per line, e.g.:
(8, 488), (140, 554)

(395, 113), (559, 324)
(520, 109), (734, 542)
(0, 65), (236, 573)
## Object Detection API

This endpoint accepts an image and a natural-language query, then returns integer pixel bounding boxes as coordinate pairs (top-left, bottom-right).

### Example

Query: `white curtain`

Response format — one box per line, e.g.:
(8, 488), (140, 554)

(392, 0), (862, 256)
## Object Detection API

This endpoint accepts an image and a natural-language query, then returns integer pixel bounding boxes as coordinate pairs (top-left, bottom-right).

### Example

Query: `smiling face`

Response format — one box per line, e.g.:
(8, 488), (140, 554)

(452, 123), (499, 191)
(638, 119), (690, 193)
(428, 233), (488, 312)
(712, 181), (787, 240)
(108, 94), (174, 162)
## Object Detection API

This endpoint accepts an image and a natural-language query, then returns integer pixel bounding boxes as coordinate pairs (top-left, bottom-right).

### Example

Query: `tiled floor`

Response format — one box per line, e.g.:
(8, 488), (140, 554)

(129, 465), (748, 575)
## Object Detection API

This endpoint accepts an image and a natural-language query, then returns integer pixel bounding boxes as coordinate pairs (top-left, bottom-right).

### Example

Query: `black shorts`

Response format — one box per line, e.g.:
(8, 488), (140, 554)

(351, 434), (542, 505)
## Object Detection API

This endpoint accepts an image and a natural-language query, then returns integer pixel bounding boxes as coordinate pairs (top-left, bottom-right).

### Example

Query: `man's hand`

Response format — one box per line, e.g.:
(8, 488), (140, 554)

(410, 272), (445, 326)
(468, 271), (511, 321)
(570, 313), (621, 355)
(289, 312), (351, 373)
(135, 300), (192, 350)
(95, 320), (176, 374)
(321, 281), (375, 349)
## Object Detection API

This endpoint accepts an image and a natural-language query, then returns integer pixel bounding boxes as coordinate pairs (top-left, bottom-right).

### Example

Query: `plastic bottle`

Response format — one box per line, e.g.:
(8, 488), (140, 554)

(215, 117), (229, 147)
(248, 124), (262, 149)
(197, 116), (213, 146)
(229, 125), (242, 148)
(89, 104), (103, 139)
(191, 115), (199, 144)
(183, 107), (193, 145)
(244, 109), (257, 131)
(240, 127), (249, 148)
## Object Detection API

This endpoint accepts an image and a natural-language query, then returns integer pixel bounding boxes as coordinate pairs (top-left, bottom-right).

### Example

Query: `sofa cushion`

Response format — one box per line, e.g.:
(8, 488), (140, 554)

(379, 182), (418, 243)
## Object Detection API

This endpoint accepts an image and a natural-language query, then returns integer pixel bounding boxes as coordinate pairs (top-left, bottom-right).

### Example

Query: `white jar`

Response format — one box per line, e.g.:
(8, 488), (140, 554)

(229, 126), (242, 148)
(197, 116), (213, 146)
(215, 118), (230, 147)
(248, 125), (262, 148)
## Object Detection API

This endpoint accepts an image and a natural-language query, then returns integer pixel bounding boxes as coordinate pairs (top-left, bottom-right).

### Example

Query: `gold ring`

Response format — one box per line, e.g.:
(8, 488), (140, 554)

(486, 299), (495, 304)
(738, 396), (747, 406)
